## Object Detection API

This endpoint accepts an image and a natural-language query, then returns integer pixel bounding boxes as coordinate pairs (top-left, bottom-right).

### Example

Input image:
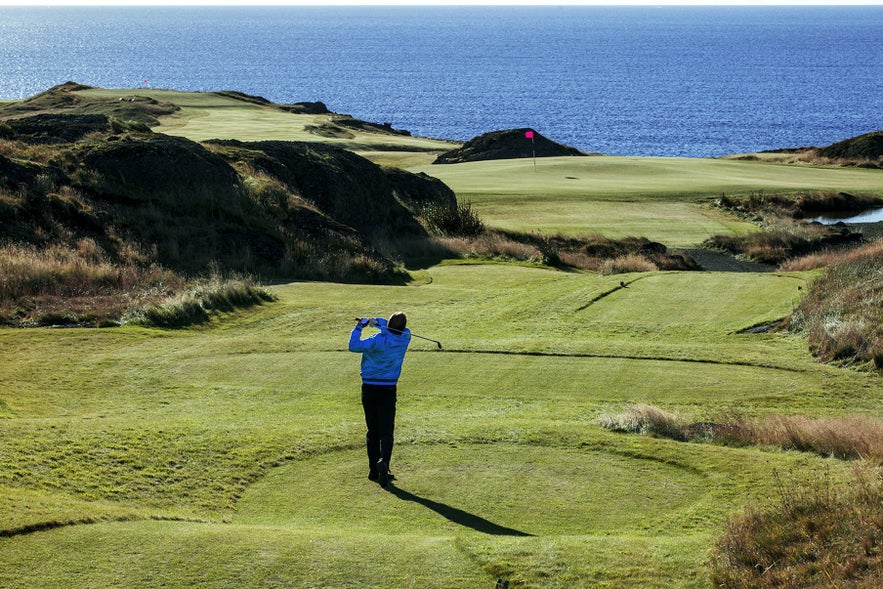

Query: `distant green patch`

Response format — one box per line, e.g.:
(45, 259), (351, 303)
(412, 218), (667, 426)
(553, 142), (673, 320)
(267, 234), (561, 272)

(411, 157), (883, 246)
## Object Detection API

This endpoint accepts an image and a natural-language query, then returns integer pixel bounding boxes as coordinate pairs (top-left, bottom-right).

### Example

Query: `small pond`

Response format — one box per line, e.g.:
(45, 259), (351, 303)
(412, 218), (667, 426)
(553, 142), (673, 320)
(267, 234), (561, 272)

(807, 207), (883, 225)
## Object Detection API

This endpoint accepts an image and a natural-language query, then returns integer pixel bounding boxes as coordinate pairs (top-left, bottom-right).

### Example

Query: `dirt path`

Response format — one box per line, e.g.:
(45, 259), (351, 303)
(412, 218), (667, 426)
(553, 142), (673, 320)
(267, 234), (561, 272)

(679, 249), (774, 273)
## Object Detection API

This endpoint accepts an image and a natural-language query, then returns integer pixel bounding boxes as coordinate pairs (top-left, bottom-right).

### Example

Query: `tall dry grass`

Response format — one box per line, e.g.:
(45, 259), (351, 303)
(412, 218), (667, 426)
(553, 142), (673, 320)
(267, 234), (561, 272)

(598, 404), (687, 441)
(599, 254), (659, 275)
(717, 414), (883, 463)
(0, 241), (183, 326)
(710, 466), (883, 588)
(788, 241), (883, 368)
(0, 240), (176, 301)
(601, 403), (883, 464)
(125, 271), (275, 329)
(781, 237), (883, 272)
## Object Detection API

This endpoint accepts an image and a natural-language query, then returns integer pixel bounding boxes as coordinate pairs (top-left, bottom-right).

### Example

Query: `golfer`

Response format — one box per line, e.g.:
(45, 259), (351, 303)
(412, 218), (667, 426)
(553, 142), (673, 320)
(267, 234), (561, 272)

(349, 312), (411, 487)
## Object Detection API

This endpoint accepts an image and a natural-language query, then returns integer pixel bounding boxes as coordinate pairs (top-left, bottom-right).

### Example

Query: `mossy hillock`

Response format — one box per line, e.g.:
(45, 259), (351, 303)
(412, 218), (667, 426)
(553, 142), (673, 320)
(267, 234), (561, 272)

(817, 130), (883, 163)
(433, 128), (586, 164)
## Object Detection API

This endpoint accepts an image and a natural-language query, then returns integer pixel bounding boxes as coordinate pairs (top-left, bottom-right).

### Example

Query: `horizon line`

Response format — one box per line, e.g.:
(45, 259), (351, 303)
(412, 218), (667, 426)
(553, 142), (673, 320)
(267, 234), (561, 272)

(2, 1), (883, 6)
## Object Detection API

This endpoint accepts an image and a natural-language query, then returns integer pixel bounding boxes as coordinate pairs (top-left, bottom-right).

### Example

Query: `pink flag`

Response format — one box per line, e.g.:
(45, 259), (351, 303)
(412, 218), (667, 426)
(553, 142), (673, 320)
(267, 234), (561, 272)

(525, 130), (534, 139)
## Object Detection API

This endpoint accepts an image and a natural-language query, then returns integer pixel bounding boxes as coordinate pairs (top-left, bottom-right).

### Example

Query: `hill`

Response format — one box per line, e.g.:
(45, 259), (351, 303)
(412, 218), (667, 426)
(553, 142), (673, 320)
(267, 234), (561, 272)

(816, 130), (883, 163)
(0, 98), (462, 325)
(737, 130), (883, 168)
(432, 128), (585, 164)
(1, 114), (455, 278)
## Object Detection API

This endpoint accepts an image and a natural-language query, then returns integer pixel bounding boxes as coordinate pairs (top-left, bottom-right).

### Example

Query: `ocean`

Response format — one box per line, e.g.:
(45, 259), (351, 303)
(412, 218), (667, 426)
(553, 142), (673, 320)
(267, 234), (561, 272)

(0, 6), (881, 157)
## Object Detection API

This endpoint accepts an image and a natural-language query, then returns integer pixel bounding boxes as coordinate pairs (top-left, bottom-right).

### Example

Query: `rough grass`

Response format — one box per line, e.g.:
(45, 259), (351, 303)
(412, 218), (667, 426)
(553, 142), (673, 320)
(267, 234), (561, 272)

(710, 467), (883, 589)
(788, 241), (883, 368)
(603, 404), (883, 586)
(602, 404), (883, 464)
(0, 242), (275, 328)
(126, 273), (276, 329)
(433, 231), (695, 272)
(0, 241), (182, 326)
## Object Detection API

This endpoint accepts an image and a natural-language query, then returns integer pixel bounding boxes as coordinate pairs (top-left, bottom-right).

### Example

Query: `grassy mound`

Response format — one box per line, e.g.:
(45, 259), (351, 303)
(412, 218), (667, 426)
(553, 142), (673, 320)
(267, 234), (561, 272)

(817, 130), (883, 165)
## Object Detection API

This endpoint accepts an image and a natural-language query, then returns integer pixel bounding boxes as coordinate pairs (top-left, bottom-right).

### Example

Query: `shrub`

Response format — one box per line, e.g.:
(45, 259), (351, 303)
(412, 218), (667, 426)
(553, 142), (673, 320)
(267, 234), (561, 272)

(420, 200), (484, 236)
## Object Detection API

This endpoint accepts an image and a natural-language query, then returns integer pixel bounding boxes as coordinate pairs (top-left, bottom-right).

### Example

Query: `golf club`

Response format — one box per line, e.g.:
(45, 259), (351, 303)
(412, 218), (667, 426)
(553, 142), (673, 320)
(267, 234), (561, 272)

(353, 318), (442, 349)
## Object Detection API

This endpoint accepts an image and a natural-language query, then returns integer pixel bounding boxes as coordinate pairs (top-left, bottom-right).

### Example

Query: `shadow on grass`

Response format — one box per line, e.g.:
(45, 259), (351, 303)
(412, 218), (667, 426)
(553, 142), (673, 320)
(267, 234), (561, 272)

(386, 485), (533, 537)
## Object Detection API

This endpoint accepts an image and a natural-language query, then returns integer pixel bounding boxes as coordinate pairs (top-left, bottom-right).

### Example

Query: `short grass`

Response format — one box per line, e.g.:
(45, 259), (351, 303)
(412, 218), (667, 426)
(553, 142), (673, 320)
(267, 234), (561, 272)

(410, 157), (883, 246)
(2, 264), (880, 588)
(76, 88), (455, 164)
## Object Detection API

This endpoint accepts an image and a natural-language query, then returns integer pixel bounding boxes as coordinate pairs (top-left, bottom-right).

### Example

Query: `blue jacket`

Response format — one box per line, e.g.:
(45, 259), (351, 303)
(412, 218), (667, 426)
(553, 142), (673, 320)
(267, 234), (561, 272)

(349, 317), (412, 386)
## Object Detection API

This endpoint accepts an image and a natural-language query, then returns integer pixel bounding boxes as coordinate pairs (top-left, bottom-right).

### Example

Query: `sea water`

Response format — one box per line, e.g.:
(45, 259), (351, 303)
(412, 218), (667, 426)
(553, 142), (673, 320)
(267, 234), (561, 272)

(1, 6), (881, 157)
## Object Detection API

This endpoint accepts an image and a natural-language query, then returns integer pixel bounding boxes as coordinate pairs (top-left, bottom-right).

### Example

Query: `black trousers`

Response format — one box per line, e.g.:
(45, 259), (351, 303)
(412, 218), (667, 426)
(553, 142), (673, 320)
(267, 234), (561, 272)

(361, 383), (397, 470)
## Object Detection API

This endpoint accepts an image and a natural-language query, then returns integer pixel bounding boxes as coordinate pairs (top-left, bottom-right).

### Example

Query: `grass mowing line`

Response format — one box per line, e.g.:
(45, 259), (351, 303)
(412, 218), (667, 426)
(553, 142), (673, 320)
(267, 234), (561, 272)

(403, 348), (811, 374)
(0, 513), (213, 539)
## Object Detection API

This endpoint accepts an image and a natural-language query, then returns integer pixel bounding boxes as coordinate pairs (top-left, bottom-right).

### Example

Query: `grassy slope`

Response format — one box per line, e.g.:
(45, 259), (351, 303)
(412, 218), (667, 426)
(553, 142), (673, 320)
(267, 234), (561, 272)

(3, 89), (883, 588)
(2, 265), (880, 588)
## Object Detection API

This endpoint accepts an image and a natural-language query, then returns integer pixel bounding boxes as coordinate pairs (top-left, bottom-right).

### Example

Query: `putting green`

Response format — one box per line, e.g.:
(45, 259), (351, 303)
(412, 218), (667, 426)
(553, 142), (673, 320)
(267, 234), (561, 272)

(409, 156), (883, 244)
(411, 156), (883, 201)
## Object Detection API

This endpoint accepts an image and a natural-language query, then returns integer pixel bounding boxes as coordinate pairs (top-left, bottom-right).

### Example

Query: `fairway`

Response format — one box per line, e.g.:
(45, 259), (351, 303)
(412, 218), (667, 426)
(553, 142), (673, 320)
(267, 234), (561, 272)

(2, 264), (880, 588)
(77, 88), (456, 159)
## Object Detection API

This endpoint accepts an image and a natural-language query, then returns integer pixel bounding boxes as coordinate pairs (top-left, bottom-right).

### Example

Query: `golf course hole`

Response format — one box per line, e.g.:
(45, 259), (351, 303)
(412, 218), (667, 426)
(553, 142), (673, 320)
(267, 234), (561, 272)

(235, 444), (709, 537)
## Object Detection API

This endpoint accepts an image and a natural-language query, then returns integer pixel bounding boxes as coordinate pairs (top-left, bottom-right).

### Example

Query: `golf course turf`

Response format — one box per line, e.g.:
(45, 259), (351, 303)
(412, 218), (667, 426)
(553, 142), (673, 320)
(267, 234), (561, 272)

(2, 88), (883, 588)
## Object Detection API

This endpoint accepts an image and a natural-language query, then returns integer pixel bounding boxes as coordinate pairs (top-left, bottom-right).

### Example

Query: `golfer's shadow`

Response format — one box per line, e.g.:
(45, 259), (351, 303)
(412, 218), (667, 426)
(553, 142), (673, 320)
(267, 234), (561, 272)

(386, 484), (533, 537)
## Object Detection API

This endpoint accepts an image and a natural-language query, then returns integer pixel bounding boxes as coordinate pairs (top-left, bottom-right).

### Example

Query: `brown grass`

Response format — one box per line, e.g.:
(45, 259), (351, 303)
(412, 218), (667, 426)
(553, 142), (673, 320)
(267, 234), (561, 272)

(599, 254), (659, 275)
(602, 404), (883, 464)
(432, 231), (693, 273)
(710, 466), (883, 588)
(788, 241), (883, 368)
(717, 414), (883, 463)
(598, 404), (687, 441)
(603, 407), (883, 586)
(0, 242), (182, 326)
(781, 237), (883, 272)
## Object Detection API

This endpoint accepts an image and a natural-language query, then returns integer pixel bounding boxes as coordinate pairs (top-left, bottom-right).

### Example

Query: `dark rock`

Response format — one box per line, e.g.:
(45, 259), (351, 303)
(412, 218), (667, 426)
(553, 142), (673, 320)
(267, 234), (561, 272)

(433, 128), (585, 164)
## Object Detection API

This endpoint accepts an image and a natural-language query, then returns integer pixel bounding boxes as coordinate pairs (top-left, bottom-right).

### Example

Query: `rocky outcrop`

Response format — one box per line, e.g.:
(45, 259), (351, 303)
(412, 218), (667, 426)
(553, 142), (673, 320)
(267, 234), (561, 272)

(433, 128), (585, 164)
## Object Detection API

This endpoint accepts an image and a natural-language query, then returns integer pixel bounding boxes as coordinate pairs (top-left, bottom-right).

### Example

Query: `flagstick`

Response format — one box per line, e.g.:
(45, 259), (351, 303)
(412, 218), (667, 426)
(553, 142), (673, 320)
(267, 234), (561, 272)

(526, 129), (536, 172)
(531, 135), (536, 171)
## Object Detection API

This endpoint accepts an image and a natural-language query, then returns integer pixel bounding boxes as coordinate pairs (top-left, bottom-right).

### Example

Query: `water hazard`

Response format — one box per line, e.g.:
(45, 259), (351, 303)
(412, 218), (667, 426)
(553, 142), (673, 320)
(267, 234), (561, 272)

(808, 207), (883, 225)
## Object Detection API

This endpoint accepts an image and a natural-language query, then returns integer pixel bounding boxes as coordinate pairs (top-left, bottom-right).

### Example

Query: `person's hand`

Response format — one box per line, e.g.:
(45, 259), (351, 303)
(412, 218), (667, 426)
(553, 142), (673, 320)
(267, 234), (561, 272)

(357, 318), (369, 327)
(368, 318), (380, 328)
